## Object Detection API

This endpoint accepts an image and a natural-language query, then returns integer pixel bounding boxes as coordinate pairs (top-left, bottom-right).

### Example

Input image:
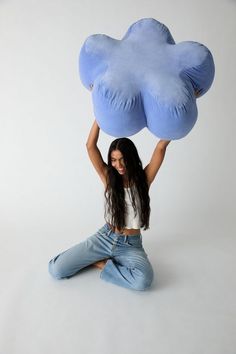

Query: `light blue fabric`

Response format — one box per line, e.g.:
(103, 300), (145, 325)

(79, 18), (215, 139)
(48, 223), (154, 291)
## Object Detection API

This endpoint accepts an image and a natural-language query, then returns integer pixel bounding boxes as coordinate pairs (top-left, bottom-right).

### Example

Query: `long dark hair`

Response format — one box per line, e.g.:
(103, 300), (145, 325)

(104, 138), (150, 230)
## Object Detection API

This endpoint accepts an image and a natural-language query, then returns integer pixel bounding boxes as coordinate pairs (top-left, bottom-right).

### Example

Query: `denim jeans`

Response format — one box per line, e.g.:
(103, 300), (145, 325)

(48, 223), (154, 291)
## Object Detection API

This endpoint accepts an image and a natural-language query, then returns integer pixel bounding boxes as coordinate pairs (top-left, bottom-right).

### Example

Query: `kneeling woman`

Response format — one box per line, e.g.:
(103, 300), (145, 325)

(48, 120), (170, 291)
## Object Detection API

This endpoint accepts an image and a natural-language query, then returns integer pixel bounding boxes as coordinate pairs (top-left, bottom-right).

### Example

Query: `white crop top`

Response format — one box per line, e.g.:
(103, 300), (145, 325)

(105, 186), (142, 229)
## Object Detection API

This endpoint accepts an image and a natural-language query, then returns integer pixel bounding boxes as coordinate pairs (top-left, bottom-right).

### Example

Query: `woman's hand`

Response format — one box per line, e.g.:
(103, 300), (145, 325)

(157, 139), (171, 150)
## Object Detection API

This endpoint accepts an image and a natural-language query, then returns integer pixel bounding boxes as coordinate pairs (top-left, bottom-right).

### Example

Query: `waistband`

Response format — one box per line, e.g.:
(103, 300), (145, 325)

(103, 223), (141, 238)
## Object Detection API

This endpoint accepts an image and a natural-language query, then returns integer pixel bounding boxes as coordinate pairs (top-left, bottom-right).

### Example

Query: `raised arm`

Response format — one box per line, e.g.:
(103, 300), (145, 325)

(144, 139), (171, 188)
(86, 120), (108, 187)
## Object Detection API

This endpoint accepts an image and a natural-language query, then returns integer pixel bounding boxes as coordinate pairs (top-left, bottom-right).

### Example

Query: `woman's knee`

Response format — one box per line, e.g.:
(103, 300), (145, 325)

(132, 266), (154, 291)
(48, 255), (68, 279)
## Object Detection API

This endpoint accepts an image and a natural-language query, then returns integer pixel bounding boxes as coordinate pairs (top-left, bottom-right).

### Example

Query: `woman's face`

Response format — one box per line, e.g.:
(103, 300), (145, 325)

(111, 150), (126, 175)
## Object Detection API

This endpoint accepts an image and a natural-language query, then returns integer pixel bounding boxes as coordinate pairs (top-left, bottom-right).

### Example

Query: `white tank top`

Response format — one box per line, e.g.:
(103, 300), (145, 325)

(105, 186), (142, 229)
(124, 187), (142, 229)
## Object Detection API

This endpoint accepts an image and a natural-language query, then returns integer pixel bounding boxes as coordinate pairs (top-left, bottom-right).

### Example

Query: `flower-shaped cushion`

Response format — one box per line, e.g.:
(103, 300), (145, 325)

(79, 18), (215, 139)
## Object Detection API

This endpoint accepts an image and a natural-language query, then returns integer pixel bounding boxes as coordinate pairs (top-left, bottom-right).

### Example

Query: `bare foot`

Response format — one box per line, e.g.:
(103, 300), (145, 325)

(93, 259), (108, 270)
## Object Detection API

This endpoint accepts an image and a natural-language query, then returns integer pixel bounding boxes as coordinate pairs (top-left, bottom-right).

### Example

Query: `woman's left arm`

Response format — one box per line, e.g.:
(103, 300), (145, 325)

(144, 140), (171, 188)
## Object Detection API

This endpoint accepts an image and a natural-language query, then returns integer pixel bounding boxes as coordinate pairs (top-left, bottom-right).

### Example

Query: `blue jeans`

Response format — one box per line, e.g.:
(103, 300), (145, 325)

(48, 223), (154, 291)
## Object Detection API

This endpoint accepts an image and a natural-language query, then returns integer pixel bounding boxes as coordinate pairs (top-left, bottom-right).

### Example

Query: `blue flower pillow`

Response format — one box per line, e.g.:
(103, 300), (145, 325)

(79, 18), (215, 140)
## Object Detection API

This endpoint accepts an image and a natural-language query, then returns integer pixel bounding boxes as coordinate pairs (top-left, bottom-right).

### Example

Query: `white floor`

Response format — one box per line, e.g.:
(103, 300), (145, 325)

(1, 220), (235, 354)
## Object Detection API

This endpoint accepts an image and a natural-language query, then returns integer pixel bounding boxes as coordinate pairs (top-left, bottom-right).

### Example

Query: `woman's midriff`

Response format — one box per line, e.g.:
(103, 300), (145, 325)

(108, 223), (140, 236)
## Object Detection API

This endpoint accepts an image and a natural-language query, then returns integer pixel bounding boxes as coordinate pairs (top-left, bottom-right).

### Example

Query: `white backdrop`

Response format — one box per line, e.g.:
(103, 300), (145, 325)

(0, 1), (235, 354)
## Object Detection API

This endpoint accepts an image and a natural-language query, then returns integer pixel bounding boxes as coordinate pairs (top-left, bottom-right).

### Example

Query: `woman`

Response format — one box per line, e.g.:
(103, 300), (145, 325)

(48, 120), (170, 291)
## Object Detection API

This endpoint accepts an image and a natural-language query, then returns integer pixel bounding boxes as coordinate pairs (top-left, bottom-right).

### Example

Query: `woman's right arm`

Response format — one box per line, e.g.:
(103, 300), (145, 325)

(86, 120), (108, 187)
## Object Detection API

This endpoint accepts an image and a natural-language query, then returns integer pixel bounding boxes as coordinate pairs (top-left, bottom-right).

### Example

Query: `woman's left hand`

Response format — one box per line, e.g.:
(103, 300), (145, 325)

(157, 140), (171, 149)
